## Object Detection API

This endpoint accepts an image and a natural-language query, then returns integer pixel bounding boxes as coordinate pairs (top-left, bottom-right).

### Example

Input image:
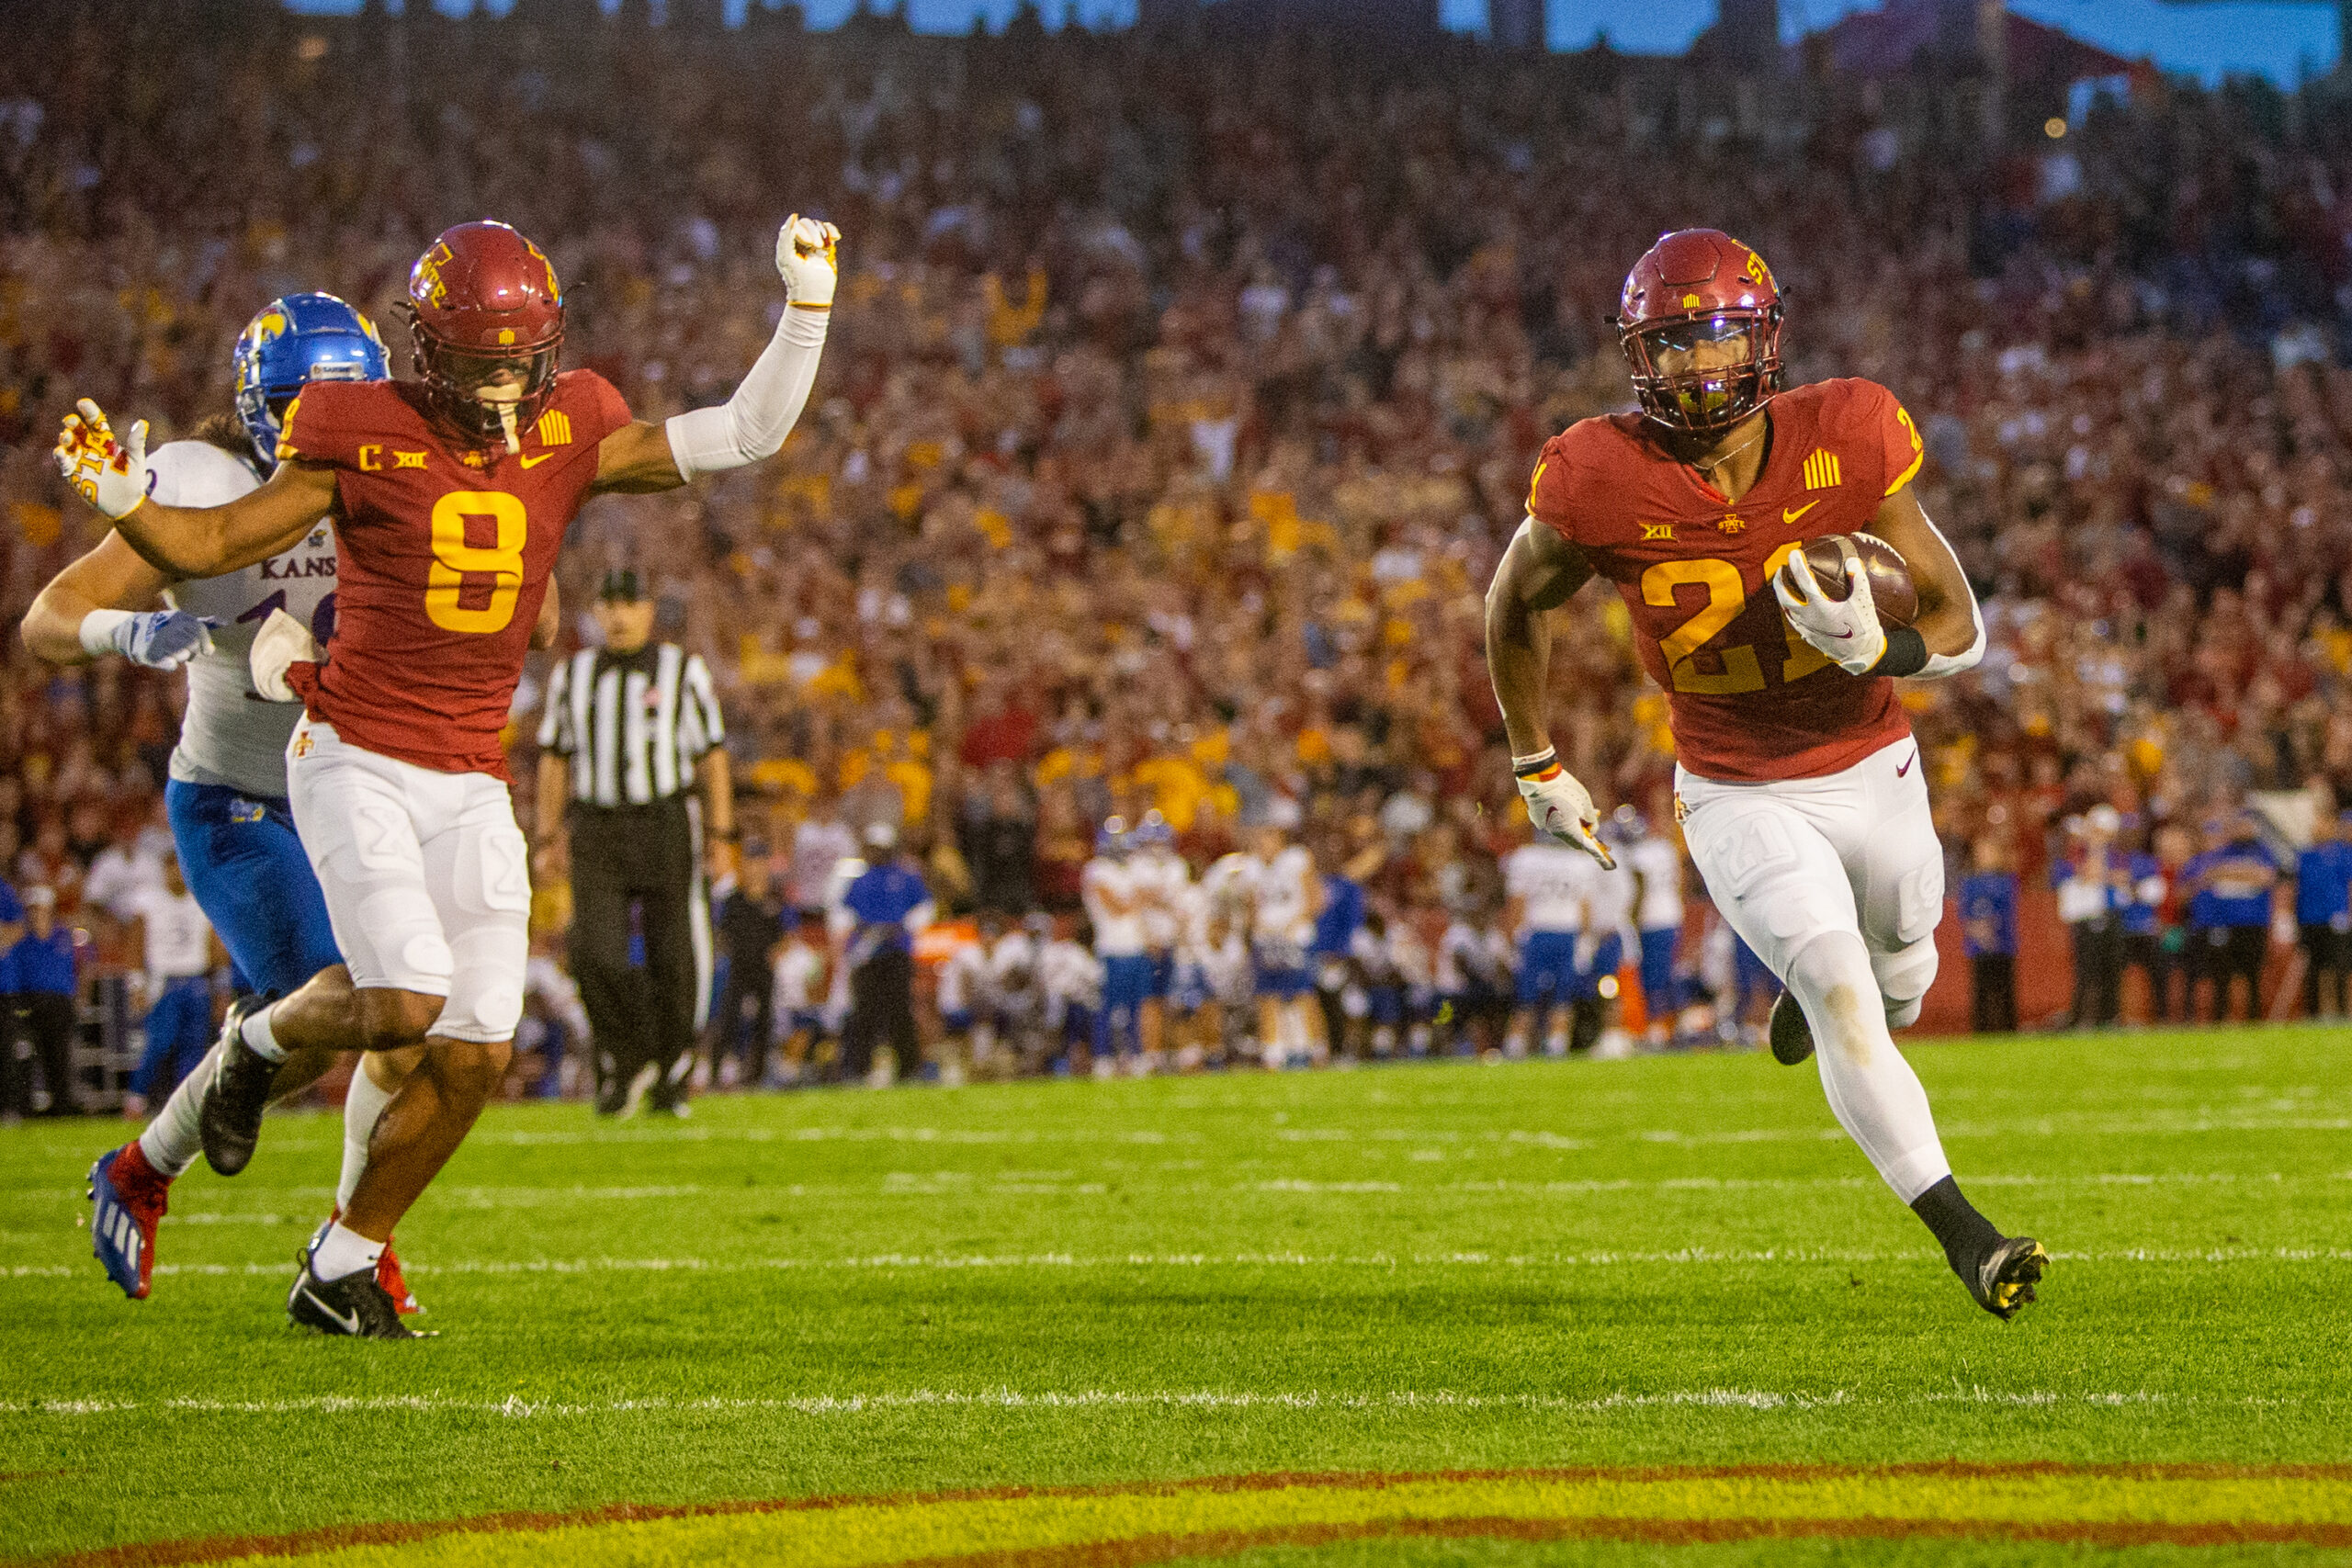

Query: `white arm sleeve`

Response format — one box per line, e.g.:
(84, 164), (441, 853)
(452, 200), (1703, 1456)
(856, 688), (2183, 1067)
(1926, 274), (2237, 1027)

(662, 306), (830, 482)
(1912, 503), (1986, 680)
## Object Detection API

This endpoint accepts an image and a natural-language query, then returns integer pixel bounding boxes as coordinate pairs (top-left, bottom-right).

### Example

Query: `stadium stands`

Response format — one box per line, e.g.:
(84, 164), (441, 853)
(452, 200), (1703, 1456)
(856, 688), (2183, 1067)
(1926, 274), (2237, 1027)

(5, 3), (2349, 1095)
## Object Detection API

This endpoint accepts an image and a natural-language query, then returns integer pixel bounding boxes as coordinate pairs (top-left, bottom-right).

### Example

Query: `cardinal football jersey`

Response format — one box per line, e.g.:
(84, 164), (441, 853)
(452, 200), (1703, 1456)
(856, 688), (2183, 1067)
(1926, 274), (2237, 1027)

(1528, 378), (1925, 783)
(274, 371), (631, 779)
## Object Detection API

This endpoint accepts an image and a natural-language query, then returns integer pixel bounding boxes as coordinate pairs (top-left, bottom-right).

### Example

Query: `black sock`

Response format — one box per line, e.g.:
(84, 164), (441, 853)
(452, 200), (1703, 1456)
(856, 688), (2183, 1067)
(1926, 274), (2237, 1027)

(1909, 1175), (2003, 1280)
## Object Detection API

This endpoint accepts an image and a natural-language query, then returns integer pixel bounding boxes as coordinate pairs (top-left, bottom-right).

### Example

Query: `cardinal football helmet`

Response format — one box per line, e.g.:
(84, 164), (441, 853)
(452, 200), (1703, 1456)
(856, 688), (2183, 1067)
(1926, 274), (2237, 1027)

(1615, 229), (1784, 435)
(402, 220), (565, 446)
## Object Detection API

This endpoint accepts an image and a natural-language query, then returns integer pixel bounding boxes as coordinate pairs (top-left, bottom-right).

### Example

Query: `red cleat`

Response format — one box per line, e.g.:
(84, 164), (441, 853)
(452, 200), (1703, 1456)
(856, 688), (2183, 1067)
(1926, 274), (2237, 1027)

(377, 1238), (419, 1314)
(88, 1141), (173, 1300)
(328, 1205), (420, 1314)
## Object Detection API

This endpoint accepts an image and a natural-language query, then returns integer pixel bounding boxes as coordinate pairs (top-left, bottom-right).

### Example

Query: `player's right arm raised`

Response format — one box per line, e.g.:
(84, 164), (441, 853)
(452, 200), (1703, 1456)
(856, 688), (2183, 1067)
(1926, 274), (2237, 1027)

(1485, 513), (1614, 869)
(592, 216), (839, 495)
(54, 400), (335, 579)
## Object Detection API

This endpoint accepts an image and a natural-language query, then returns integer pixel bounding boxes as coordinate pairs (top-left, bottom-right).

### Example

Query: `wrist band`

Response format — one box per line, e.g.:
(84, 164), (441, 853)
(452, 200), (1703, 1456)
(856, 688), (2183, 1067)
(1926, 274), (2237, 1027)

(78, 609), (134, 657)
(1871, 626), (1930, 679)
(1510, 748), (1560, 780)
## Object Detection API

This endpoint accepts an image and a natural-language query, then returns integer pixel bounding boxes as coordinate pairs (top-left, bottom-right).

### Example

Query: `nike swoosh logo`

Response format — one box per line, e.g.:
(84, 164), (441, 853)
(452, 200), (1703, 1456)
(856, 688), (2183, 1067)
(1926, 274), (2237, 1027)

(1782, 500), (1821, 525)
(1897, 749), (1918, 777)
(518, 452), (556, 468)
(302, 1285), (361, 1335)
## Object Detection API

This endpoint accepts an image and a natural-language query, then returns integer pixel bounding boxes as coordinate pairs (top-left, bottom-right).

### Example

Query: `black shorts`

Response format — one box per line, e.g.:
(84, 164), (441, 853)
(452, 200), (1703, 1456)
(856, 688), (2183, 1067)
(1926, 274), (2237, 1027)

(2197, 925), (2266, 985)
(2300, 924), (2352, 973)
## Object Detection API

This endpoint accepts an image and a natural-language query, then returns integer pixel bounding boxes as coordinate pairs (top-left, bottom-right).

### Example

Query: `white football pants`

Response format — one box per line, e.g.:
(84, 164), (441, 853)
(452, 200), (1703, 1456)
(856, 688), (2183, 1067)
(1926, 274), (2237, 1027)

(1678, 737), (1952, 1202)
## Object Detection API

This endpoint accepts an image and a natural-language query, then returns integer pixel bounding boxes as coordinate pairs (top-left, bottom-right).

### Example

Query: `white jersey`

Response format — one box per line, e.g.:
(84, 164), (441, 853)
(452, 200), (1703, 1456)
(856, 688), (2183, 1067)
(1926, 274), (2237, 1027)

(1584, 856), (1639, 951)
(1504, 841), (1590, 934)
(1250, 845), (1317, 949)
(1132, 847), (1190, 952)
(84, 842), (164, 922)
(1041, 938), (1103, 1011)
(1624, 835), (1684, 931)
(773, 942), (826, 1012)
(148, 440), (337, 799)
(131, 885), (213, 979)
(936, 938), (989, 1016)
(1080, 856), (1147, 956)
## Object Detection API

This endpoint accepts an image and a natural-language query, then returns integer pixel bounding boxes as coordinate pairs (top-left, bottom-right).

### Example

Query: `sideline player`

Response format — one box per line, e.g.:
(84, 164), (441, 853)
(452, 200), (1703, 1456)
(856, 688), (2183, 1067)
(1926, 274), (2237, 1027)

(22, 296), (428, 1307)
(1502, 817), (1588, 1057)
(1080, 818), (1153, 1075)
(55, 215), (840, 1336)
(1484, 229), (2045, 1319)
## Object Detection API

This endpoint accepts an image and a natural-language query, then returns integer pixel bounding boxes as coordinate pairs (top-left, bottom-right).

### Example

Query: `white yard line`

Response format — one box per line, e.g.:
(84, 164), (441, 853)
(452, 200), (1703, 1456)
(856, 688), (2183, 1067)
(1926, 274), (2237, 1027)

(0, 1386), (2256, 1420)
(11, 1244), (2352, 1283)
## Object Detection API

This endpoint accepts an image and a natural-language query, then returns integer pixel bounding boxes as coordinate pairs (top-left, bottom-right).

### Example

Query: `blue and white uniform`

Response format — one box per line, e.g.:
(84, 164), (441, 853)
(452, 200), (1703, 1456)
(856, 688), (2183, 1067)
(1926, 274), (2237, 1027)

(1623, 830), (1684, 1015)
(1082, 851), (1152, 1055)
(1249, 845), (1318, 998)
(1504, 840), (1587, 1009)
(127, 881), (218, 1098)
(148, 441), (343, 998)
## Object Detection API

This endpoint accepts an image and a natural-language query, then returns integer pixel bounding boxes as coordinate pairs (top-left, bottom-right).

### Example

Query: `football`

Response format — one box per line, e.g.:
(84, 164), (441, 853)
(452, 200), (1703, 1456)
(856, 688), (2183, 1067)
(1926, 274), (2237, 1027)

(1792, 532), (1918, 626)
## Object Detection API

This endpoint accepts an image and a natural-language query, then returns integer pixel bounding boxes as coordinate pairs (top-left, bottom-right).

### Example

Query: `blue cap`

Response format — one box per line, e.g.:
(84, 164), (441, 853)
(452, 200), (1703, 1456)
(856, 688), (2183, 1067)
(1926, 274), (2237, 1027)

(233, 293), (390, 470)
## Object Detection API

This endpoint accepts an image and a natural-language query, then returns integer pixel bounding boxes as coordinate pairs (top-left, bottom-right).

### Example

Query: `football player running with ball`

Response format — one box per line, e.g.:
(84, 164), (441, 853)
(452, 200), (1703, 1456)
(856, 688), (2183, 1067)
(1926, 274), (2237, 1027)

(55, 215), (840, 1337)
(1485, 229), (2045, 1320)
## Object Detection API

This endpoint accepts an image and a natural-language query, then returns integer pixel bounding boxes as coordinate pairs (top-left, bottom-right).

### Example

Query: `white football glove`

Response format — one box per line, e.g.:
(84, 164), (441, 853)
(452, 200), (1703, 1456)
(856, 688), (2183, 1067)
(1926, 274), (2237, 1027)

(81, 609), (216, 671)
(54, 398), (150, 521)
(1773, 541), (1886, 676)
(1515, 751), (1615, 870)
(775, 214), (840, 310)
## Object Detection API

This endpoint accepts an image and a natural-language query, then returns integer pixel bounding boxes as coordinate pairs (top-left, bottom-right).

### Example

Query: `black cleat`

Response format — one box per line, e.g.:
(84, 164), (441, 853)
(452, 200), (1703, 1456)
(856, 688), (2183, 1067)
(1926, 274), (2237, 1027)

(1769, 990), (1814, 1066)
(198, 994), (277, 1177)
(287, 1249), (434, 1339)
(1968, 1235), (2049, 1321)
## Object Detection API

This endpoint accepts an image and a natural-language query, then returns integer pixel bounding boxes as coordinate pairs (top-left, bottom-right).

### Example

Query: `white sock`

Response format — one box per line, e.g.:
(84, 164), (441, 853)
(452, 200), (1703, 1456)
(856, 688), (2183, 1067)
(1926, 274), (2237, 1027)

(310, 1220), (383, 1282)
(1787, 931), (1952, 1202)
(137, 1042), (222, 1179)
(240, 1002), (288, 1063)
(337, 1064), (397, 1213)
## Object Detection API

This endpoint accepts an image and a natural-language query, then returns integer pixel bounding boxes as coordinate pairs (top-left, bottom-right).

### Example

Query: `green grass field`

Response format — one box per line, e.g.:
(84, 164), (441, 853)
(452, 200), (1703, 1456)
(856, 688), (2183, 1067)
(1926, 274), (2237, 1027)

(3, 1027), (2348, 1566)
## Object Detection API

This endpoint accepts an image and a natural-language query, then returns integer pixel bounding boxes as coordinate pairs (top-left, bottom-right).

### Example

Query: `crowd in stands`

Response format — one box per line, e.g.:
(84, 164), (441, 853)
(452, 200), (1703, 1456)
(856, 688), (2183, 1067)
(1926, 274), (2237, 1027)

(6, 6), (2352, 1107)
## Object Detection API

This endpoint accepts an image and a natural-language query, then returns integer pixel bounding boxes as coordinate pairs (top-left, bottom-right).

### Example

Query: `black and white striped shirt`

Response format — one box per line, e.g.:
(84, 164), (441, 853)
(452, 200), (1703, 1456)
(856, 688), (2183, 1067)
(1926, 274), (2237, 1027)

(537, 643), (726, 808)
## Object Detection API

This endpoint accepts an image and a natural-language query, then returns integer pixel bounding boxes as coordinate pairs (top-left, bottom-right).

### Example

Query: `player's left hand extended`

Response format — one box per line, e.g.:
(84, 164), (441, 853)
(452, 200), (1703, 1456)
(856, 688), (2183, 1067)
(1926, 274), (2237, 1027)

(1774, 542), (1886, 675)
(54, 398), (150, 521)
(775, 214), (840, 310)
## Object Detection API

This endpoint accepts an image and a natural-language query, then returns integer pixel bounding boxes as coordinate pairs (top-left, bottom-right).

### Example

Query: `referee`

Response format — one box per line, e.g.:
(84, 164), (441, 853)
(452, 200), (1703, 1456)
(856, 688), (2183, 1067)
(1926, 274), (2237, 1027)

(535, 570), (734, 1116)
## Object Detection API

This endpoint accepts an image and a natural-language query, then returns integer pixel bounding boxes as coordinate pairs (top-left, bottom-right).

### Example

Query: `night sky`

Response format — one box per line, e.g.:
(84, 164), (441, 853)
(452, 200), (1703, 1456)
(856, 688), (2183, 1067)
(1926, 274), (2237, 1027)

(287, 0), (2336, 87)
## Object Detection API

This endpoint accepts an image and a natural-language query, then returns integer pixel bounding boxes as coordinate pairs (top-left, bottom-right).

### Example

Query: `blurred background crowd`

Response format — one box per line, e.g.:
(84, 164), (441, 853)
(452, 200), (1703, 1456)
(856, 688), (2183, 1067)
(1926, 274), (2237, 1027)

(6, 0), (2352, 1111)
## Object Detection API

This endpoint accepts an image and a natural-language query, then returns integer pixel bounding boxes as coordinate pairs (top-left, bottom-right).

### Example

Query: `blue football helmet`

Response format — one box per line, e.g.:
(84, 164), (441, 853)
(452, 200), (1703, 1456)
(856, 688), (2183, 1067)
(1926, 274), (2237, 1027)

(1095, 816), (1131, 857)
(232, 293), (389, 469)
(1131, 810), (1175, 852)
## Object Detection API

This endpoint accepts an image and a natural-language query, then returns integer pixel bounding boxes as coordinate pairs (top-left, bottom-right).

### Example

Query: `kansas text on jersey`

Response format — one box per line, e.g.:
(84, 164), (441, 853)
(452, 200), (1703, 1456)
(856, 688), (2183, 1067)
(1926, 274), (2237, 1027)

(148, 440), (337, 799)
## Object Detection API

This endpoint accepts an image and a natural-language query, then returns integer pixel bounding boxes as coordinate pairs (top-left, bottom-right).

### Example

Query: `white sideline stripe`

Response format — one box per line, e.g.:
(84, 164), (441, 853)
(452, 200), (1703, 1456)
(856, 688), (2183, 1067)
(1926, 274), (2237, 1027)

(80, 1108), (2336, 1161)
(87, 1172), (2336, 1224)
(13, 1244), (2352, 1282)
(0, 1386), (2239, 1420)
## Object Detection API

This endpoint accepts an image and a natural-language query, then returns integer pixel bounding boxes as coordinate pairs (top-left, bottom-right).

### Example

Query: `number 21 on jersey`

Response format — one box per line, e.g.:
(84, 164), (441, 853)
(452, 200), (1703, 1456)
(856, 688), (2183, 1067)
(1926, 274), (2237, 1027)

(425, 491), (526, 634)
(1642, 542), (1832, 694)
